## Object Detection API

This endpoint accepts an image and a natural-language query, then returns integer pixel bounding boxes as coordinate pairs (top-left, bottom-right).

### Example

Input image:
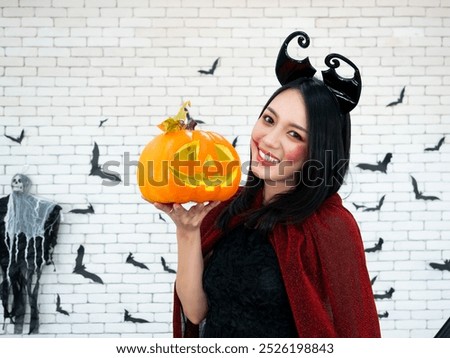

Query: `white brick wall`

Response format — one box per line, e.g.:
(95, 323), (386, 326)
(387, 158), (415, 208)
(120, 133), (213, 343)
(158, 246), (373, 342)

(1, 0), (449, 338)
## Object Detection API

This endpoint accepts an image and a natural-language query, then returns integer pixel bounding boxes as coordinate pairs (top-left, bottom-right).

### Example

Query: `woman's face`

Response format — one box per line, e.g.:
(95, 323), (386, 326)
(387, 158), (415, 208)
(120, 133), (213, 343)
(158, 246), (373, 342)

(250, 88), (309, 188)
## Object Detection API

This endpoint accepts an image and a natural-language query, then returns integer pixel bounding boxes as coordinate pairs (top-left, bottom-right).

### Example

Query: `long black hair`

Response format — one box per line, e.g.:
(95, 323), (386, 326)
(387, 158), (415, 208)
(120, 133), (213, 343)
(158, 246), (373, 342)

(217, 77), (352, 235)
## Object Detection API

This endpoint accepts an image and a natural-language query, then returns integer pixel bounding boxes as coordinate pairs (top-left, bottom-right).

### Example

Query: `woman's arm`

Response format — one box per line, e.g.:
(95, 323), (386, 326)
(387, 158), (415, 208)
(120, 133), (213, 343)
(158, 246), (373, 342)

(154, 201), (220, 324)
(175, 226), (207, 324)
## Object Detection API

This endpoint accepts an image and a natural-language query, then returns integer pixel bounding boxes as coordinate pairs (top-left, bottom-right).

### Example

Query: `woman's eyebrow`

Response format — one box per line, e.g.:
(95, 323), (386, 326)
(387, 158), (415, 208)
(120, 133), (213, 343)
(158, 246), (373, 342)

(266, 106), (308, 134)
(266, 106), (279, 118)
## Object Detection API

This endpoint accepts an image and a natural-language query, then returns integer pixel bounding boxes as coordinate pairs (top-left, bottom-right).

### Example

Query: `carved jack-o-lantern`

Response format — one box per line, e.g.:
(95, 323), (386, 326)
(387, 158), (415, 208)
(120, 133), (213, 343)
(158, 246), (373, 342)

(137, 102), (241, 203)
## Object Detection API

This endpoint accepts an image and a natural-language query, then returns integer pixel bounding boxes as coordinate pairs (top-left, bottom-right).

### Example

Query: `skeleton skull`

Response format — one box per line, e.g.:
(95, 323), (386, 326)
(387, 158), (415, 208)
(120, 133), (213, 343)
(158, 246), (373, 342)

(11, 174), (31, 193)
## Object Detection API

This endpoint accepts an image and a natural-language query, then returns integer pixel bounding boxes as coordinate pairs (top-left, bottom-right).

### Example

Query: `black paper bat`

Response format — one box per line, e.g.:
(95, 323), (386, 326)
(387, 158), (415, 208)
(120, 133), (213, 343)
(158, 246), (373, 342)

(386, 86), (405, 107)
(365, 238), (384, 253)
(56, 294), (70, 316)
(378, 311), (389, 319)
(232, 136), (238, 148)
(186, 111), (193, 124)
(89, 142), (122, 182)
(69, 203), (95, 214)
(186, 111), (205, 125)
(73, 245), (104, 284)
(356, 153), (392, 173)
(161, 256), (176, 274)
(411, 175), (440, 201)
(99, 118), (109, 127)
(352, 203), (366, 211)
(4, 129), (25, 144)
(374, 287), (395, 300)
(126, 253), (149, 270)
(124, 309), (149, 323)
(158, 213), (167, 223)
(425, 136), (445, 152)
(435, 317), (450, 338)
(370, 275), (378, 286)
(363, 195), (386, 212)
(198, 57), (220, 75)
(429, 259), (450, 271)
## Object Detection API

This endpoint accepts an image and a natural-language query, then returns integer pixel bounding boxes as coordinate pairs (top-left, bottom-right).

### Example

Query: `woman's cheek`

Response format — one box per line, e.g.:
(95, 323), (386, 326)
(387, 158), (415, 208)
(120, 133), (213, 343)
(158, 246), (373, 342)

(284, 144), (308, 163)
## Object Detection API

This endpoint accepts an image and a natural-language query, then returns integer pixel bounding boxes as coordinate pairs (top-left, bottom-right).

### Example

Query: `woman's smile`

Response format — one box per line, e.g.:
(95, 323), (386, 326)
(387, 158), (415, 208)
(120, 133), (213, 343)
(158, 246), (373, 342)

(256, 145), (281, 166)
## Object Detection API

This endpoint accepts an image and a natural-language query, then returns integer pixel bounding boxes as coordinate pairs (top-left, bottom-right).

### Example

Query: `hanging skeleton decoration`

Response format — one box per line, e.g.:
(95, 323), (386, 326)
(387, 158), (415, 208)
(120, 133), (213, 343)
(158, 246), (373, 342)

(0, 174), (62, 334)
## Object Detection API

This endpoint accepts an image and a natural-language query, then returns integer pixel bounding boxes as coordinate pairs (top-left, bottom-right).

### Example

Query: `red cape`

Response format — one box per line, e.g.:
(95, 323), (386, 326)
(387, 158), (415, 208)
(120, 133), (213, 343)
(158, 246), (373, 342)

(173, 190), (381, 338)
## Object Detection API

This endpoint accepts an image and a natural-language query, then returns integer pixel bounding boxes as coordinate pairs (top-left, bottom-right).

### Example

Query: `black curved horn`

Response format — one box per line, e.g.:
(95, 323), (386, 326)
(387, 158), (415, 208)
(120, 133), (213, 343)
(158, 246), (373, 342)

(275, 31), (317, 85)
(321, 53), (362, 113)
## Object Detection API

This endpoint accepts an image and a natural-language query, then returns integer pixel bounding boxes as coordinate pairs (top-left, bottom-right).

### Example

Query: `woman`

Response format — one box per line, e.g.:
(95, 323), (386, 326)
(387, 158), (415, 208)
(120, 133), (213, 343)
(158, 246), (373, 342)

(153, 31), (381, 338)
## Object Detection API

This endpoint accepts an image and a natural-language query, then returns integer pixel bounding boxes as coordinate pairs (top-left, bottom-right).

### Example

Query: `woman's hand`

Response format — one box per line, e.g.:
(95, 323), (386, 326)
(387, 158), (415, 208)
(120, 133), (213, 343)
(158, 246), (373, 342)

(142, 197), (220, 235)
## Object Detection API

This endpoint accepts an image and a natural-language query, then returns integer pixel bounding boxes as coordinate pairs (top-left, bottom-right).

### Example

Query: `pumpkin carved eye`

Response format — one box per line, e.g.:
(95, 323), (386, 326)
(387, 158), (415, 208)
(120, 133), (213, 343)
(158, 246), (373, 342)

(137, 102), (241, 203)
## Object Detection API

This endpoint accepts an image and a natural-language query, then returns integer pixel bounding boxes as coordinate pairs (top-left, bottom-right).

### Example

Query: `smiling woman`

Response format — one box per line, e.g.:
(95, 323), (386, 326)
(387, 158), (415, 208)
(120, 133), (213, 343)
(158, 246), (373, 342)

(148, 31), (381, 338)
(250, 88), (309, 202)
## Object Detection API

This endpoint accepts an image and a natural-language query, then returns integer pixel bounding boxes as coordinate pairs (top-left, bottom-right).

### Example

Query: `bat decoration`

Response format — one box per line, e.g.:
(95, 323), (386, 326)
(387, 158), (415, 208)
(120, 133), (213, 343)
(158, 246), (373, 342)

(410, 175), (440, 201)
(356, 153), (392, 173)
(161, 256), (176, 274)
(365, 238), (384, 253)
(353, 195), (386, 212)
(198, 57), (220, 75)
(126, 253), (149, 270)
(232, 136), (238, 148)
(69, 203), (95, 214)
(364, 195), (386, 212)
(386, 86), (405, 107)
(425, 136), (445, 152)
(73, 245), (104, 284)
(56, 294), (70, 316)
(435, 317), (450, 338)
(378, 311), (389, 319)
(370, 275), (378, 286)
(352, 203), (366, 211)
(186, 111), (205, 125)
(124, 309), (149, 323)
(429, 259), (450, 272)
(98, 118), (109, 127)
(89, 142), (122, 182)
(158, 213), (167, 223)
(374, 287), (395, 300)
(4, 129), (25, 144)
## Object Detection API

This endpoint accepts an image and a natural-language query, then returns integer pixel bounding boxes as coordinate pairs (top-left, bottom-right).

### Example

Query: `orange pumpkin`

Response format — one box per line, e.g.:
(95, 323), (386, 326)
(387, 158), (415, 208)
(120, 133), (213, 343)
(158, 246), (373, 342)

(137, 101), (241, 203)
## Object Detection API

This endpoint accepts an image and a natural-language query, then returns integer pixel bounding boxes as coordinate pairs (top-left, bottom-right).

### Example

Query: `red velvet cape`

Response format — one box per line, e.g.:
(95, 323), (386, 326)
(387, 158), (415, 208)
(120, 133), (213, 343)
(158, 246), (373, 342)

(173, 190), (381, 338)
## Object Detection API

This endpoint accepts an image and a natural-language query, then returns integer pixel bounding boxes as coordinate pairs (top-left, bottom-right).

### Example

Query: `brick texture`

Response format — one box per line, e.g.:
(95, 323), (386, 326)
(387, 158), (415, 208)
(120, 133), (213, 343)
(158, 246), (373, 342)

(0, 0), (449, 338)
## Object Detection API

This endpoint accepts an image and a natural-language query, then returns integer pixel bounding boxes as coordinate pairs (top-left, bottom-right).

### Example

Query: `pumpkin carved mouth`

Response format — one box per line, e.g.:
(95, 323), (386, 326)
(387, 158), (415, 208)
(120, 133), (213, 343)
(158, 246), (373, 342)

(170, 141), (240, 189)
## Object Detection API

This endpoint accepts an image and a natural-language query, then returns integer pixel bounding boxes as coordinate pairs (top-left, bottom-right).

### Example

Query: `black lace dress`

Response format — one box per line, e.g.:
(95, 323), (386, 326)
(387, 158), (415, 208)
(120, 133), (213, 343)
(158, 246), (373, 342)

(202, 224), (297, 338)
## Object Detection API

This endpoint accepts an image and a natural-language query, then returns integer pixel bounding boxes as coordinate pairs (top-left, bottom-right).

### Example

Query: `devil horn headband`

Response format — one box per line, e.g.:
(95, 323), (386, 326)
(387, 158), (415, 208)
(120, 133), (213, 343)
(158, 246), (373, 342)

(275, 31), (362, 113)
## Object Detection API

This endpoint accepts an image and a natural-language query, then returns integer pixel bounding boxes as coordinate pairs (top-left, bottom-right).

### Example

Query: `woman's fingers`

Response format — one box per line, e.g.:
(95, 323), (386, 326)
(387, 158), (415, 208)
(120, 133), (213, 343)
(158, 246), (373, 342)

(151, 201), (221, 225)
(206, 201), (221, 210)
(153, 202), (175, 215)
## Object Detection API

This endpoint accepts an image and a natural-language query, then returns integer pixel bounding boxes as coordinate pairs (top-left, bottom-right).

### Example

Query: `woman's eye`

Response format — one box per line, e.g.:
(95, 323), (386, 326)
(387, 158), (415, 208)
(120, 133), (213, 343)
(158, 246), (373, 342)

(263, 115), (274, 124)
(288, 131), (302, 140)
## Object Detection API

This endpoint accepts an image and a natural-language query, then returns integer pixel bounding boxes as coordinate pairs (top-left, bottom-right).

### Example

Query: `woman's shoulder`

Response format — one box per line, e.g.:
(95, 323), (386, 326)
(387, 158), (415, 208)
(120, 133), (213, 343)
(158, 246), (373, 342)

(312, 193), (358, 227)
(302, 192), (363, 249)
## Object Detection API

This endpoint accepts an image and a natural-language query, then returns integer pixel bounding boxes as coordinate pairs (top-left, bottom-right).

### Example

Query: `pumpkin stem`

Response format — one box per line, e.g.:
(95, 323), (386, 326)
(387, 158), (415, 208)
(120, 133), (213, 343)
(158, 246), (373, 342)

(185, 119), (198, 130)
(157, 100), (192, 133)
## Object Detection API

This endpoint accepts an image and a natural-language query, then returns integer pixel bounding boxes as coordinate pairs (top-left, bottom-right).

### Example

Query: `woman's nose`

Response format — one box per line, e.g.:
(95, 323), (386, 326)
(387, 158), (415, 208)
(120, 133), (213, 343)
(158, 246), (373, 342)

(260, 127), (281, 150)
